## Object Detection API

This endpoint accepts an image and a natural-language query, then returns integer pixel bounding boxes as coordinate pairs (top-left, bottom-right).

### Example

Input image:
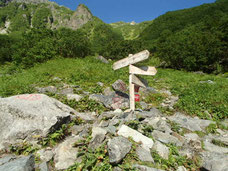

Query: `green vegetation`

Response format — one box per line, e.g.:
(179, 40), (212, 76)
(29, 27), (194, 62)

(32, 7), (52, 29)
(139, 0), (228, 73)
(0, 57), (227, 121)
(110, 21), (152, 40)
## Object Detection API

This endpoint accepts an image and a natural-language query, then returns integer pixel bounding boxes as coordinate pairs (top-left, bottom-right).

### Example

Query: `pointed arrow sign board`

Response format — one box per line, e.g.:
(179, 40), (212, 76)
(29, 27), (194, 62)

(129, 65), (157, 76)
(112, 50), (157, 111)
(113, 50), (150, 70)
(132, 75), (148, 88)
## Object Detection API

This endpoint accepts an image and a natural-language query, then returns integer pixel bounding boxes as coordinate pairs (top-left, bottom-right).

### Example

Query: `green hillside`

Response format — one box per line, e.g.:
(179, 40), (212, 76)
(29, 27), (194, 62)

(110, 21), (152, 40)
(139, 0), (228, 73)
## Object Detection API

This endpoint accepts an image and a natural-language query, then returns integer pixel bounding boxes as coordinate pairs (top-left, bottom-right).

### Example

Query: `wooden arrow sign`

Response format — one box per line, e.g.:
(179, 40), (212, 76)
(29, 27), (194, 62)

(132, 75), (148, 88)
(129, 65), (157, 76)
(113, 50), (150, 70)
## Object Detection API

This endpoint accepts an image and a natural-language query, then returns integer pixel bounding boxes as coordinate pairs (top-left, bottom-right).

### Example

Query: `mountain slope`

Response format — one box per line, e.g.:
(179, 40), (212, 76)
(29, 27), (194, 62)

(0, 0), (93, 34)
(110, 21), (152, 40)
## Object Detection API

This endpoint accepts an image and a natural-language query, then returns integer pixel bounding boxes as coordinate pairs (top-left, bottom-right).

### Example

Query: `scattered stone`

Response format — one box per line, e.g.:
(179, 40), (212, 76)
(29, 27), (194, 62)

(118, 125), (154, 149)
(72, 112), (95, 123)
(133, 164), (164, 171)
(136, 146), (154, 162)
(114, 109), (123, 114)
(201, 152), (228, 171)
(161, 95), (179, 110)
(140, 101), (148, 110)
(96, 56), (109, 64)
(0, 155), (35, 171)
(52, 77), (62, 82)
(152, 130), (182, 146)
(70, 125), (84, 135)
(194, 71), (205, 75)
(0, 94), (73, 150)
(168, 112), (214, 132)
(54, 136), (81, 170)
(99, 120), (109, 127)
(113, 167), (122, 171)
(108, 136), (132, 164)
(153, 120), (172, 134)
(39, 162), (49, 171)
(184, 133), (200, 141)
(37, 148), (54, 162)
(105, 125), (117, 135)
(66, 94), (82, 101)
(36, 86), (57, 94)
(203, 140), (228, 154)
(112, 80), (127, 92)
(199, 80), (215, 84)
(177, 166), (187, 171)
(103, 87), (114, 96)
(89, 127), (107, 149)
(59, 88), (74, 95)
(97, 82), (104, 87)
(152, 141), (169, 160)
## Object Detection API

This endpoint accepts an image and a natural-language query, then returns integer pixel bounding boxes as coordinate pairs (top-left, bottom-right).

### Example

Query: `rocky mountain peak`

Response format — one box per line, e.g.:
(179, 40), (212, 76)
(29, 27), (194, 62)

(69, 4), (93, 30)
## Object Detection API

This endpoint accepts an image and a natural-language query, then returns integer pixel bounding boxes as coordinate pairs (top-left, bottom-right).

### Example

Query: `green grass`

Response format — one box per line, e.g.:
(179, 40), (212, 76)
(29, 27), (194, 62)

(0, 56), (227, 121)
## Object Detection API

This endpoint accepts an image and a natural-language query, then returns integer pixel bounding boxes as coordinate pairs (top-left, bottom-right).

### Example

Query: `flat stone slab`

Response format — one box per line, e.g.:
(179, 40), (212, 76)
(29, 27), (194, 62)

(118, 125), (154, 149)
(168, 112), (214, 132)
(0, 94), (74, 150)
(201, 152), (228, 171)
(152, 130), (183, 146)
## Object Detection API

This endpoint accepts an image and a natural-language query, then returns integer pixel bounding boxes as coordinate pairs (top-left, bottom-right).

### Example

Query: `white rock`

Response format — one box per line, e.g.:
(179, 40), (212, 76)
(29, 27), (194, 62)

(117, 125), (154, 149)
(54, 136), (81, 170)
(152, 141), (169, 160)
(66, 94), (82, 101)
(177, 166), (187, 171)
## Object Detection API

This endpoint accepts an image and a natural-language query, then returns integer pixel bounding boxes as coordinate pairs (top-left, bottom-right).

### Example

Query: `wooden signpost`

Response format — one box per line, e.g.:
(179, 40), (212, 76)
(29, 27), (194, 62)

(113, 50), (157, 111)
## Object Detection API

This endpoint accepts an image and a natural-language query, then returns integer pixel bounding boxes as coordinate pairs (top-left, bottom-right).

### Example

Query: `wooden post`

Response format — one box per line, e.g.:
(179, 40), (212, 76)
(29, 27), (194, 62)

(112, 50), (157, 111)
(129, 71), (135, 111)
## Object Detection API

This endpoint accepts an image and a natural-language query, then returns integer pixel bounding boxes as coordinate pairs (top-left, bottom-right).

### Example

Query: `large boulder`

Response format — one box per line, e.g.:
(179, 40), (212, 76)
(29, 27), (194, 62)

(0, 94), (74, 150)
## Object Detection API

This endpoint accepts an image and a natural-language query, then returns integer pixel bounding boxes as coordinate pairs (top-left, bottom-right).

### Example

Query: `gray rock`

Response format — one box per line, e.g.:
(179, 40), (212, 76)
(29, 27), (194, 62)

(108, 136), (132, 164)
(54, 136), (81, 170)
(72, 112), (96, 123)
(89, 127), (107, 149)
(36, 86), (57, 94)
(103, 87), (114, 96)
(140, 101), (148, 110)
(0, 155), (16, 166)
(168, 112), (214, 132)
(99, 120), (109, 127)
(133, 164), (164, 171)
(105, 125), (117, 134)
(0, 155), (35, 171)
(97, 82), (104, 87)
(118, 125), (154, 149)
(52, 77), (62, 82)
(204, 140), (228, 154)
(153, 120), (172, 134)
(139, 108), (162, 119)
(184, 133), (200, 141)
(70, 125), (84, 135)
(200, 80), (215, 84)
(152, 130), (182, 146)
(90, 93), (129, 110)
(39, 162), (49, 171)
(113, 167), (122, 171)
(37, 148), (54, 162)
(96, 56), (109, 64)
(177, 166), (187, 171)
(152, 141), (169, 160)
(0, 94), (73, 150)
(66, 94), (82, 101)
(112, 80), (127, 92)
(136, 146), (154, 162)
(59, 88), (74, 95)
(201, 152), (228, 171)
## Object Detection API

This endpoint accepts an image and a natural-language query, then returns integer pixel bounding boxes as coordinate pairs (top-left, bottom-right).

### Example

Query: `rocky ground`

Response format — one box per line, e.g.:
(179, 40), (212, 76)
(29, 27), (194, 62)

(0, 79), (227, 171)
